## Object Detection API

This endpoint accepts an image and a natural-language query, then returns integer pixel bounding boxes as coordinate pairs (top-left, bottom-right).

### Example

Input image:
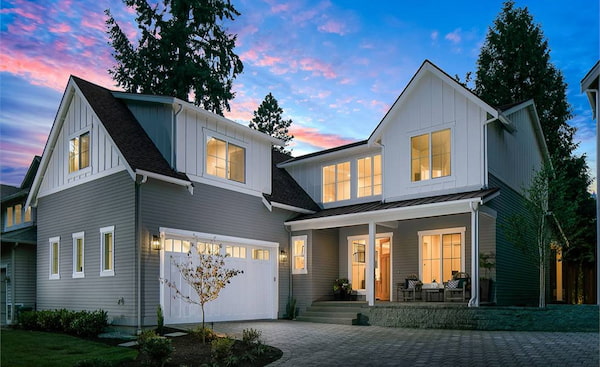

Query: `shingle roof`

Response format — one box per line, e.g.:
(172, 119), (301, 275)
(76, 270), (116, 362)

(291, 188), (500, 221)
(279, 140), (367, 164)
(264, 150), (320, 212)
(71, 76), (189, 182)
(0, 226), (36, 244)
(1, 185), (20, 200)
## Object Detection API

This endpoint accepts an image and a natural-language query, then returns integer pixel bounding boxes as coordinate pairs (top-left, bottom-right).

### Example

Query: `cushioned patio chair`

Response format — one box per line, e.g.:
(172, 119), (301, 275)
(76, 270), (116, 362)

(399, 279), (422, 301)
(444, 272), (470, 302)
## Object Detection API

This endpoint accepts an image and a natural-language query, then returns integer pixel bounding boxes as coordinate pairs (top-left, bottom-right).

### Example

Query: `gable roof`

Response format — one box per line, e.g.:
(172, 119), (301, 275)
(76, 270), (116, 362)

(2, 156), (40, 203)
(278, 140), (368, 166)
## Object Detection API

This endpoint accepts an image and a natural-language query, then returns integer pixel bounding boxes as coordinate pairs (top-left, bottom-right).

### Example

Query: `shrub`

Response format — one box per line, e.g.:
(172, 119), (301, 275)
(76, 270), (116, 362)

(189, 326), (217, 343)
(156, 305), (164, 335)
(16, 309), (108, 337)
(137, 329), (158, 345)
(242, 328), (262, 345)
(17, 310), (38, 330)
(72, 358), (113, 367)
(36, 310), (62, 331)
(139, 335), (173, 367)
(69, 310), (108, 337)
(211, 337), (234, 362)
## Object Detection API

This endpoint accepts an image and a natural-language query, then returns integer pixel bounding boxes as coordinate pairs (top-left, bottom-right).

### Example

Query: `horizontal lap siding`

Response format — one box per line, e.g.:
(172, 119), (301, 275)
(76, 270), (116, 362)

(311, 229), (339, 301)
(141, 180), (292, 323)
(15, 244), (36, 307)
(37, 171), (136, 324)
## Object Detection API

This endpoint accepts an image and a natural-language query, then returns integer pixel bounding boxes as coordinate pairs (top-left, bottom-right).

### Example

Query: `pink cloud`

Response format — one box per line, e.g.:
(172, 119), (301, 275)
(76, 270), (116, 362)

(49, 23), (71, 33)
(81, 17), (106, 34)
(240, 49), (259, 62)
(290, 126), (357, 149)
(299, 58), (337, 79)
(256, 55), (282, 67)
(318, 20), (348, 35)
(226, 97), (261, 122)
(0, 6), (43, 23)
(75, 35), (97, 47)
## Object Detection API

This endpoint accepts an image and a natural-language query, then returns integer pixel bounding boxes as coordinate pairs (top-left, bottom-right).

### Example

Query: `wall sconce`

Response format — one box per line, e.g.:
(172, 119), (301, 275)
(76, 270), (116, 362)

(151, 235), (161, 251)
(279, 249), (288, 263)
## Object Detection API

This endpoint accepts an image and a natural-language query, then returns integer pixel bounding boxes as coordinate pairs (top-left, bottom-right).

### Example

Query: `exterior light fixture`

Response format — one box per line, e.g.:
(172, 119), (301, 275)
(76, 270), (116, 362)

(279, 249), (288, 263)
(151, 235), (161, 251)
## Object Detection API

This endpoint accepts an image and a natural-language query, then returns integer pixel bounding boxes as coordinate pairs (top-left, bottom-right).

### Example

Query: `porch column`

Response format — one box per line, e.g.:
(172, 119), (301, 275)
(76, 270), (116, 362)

(469, 202), (480, 307)
(367, 222), (376, 306)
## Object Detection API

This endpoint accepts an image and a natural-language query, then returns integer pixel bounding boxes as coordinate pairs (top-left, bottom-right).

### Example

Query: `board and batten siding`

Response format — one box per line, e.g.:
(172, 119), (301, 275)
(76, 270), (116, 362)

(140, 179), (293, 322)
(36, 171), (136, 325)
(38, 91), (127, 197)
(381, 72), (486, 201)
(175, 109), (272, 195)
(487, 108), (545, 196)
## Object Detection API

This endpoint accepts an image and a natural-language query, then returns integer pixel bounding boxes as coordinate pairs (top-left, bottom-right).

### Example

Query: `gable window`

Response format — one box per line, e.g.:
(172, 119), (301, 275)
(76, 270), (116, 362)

(411, 128), (451, 182)
(292, 235), (307, 274)
(206, 136), (246, 183)
(322, 161), (351, 203)
(24, 206), (31, 223)
(49, 237), (60, 280)
(69, 132), (90, 173)
(419, 227), (465, 283)
(357, 155), (382, 197)
(72, 232), (85, 278)
(6, 207), (13, 227)
(100, 226), (114, 277)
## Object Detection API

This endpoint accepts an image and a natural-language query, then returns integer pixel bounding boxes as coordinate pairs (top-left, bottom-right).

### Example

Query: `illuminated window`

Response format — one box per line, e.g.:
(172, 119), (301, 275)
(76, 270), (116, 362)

(100, 226), (114, 276)
(357, 155), (382, 197)
(252, 248), (270, 260)
(197, 242), (221, 255)
(322, 161), (351, 203)
(351, 239), (366, 290)
(206, 137), (245, 183)
(72, 232), (84, 278)
(6, 207), (13, 227)
(411, 129), (450, 182)
(14, 204), (22, 225)
(49, 237), (60, 279)
(419, 228), (464, 283)
(24, 206), (31, 222)
(225, 245), (247, 258)
(292, 235), (307, 274)
(69, 132), (90, 173)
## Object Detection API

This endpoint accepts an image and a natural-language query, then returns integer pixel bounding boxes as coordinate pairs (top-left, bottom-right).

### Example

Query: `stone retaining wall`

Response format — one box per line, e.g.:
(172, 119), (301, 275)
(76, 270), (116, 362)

(358, 304), (599, 332)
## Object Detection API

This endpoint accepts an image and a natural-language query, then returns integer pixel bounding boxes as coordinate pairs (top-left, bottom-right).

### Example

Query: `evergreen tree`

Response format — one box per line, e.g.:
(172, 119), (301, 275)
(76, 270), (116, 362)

(475, 1), (596, 302)
(105, 0), (243, 116)
(249, 93), (294, 153)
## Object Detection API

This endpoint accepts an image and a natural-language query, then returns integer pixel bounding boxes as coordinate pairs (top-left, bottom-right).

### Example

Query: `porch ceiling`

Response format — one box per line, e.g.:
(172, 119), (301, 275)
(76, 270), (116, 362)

(285, 188), (499, 231)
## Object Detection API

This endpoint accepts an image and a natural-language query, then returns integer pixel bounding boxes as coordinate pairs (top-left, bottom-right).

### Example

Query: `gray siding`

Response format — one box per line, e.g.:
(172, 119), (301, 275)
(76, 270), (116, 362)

(124, 100), (174, 166)
(37, 171), (136, 324)
(487, 174), (539, 306)
(140, 179), (294, 323)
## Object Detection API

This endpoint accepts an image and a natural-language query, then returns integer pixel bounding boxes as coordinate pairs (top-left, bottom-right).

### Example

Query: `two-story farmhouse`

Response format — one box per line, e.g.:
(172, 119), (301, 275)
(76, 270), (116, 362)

(26, 60), (548, 329)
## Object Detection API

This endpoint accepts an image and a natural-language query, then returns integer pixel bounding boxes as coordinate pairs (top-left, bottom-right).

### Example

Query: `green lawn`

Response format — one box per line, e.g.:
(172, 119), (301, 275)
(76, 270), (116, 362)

(1, 329), (137, 367)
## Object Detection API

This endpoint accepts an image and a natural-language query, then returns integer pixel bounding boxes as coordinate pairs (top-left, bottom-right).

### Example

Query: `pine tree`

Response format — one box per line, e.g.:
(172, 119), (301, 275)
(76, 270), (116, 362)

(105, 0), (243, 116)
(249, 93), (294, 153)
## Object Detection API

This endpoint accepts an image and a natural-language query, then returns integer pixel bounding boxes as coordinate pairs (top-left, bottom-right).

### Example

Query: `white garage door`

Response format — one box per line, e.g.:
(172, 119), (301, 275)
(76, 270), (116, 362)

(160, 232), (278, 325)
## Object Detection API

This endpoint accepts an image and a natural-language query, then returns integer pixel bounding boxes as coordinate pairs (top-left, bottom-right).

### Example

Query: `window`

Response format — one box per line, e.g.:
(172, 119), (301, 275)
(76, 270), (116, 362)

(419, 228), (465, 283)
(100, 226), (114, 276)
(357, 155), (382, 197)
(411, 128), (451, 182)
(225, 245), (247, 258)
(24, 206), (31, 222)
(6, 207), (13, 227)
(197, 242), (221, 255)
(252, 248), (270, 260)
(49, 237), (60, 279)
(13, 204), (22, 225)
(72, 232), (85, 278)
(322, 161), (351, 203)
(292, 235), (307, 274)
(351, 239), (366, 290)
(69, 132), (90, 173)
(206, 136), (246, 183)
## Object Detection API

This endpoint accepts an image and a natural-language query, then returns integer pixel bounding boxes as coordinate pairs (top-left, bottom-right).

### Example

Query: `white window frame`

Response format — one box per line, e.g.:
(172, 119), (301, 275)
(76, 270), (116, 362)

(49, 236), (60, 280)
(410, 128), (452, 182)
(72, 232), (85, 278)
(68, 129), (91, 174)
(417, 227), (466, 283)
(322, 161), (351, 203)
(357, 154), (382, 198)
(291, 235), (308, 275)
(204, 133), (247, 184)
(100, 226), (115, 277)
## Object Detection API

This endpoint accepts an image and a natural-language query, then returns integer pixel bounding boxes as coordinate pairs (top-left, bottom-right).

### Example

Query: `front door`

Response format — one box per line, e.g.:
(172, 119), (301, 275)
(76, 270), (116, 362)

(348, 234), (392, 300)
(375, 238), (391, 301)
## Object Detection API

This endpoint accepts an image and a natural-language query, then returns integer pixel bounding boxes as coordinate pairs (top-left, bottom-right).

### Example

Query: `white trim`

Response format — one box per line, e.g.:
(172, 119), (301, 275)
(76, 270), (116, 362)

(203, 130), (248, 185)
(49, 236), (60, 280)
(100, 226), (115, 277)
(159, 227), (279, 248)
(37, 166), (128, 199)
(135, 169), (194, 194)
(187, 174), (264, 197)
(347, 232), (393, 298)
(409, 127), (454, 184)
(271, 202), (316, 214)
(291, 235), (308, 275)
(72, 232), (85, 278)
(417, 227), (466, 283)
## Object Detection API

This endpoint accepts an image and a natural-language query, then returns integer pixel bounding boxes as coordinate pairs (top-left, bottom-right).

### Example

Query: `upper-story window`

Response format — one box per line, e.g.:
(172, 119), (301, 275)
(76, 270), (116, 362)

(411, 128), (451, 182)
(322, 162), (351, 203)
(5, 204), (31, 228)
(206, 137), (246, 183)
(69, 131), (90, 173)
(357, 155), (382, 197)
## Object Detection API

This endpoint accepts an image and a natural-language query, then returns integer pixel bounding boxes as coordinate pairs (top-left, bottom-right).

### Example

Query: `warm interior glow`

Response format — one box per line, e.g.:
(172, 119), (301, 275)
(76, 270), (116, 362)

(352, 240), (366, 290)
(411, 129), (451, 182)
(322, 161), (350, 202)
(411, 133), (429, 181)
(432, 129), (451, 178)
(422, 232), (461, 283)
(206, 137), (245, 183)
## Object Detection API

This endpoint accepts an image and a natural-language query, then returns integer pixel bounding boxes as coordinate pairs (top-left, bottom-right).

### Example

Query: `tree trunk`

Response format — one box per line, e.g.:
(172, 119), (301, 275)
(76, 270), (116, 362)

(201, 303), (206, 344)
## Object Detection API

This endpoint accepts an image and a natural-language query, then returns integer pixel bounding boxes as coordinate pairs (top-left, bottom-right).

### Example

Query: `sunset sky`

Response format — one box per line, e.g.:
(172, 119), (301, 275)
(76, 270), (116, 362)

(1, 0), (598, 189)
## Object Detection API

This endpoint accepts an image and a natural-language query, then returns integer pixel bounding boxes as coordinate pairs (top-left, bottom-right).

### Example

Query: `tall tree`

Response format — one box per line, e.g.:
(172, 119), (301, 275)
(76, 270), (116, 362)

(105, 0), (244, 115)
(249, 93), (294, 153)
(475, 0), (596, 302)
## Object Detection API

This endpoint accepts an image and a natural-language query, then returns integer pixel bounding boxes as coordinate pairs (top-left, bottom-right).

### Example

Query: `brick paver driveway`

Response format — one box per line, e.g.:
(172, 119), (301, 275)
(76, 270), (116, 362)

(205, 320), (599, 366)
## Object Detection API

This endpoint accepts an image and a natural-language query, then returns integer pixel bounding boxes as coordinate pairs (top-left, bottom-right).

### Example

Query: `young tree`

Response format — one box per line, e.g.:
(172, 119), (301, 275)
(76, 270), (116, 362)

(162, 243), (242, 343)
(105, 0), (244, 116)
(249, 93), (294, 153)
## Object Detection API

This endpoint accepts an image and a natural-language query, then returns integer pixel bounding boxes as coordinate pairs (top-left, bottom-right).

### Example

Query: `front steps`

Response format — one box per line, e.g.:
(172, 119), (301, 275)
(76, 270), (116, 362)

(295, 301), (367, 325)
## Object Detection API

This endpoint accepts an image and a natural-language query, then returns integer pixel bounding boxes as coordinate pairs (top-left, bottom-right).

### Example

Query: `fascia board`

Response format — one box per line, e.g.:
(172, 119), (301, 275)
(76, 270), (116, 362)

(277, 143), (376, 168)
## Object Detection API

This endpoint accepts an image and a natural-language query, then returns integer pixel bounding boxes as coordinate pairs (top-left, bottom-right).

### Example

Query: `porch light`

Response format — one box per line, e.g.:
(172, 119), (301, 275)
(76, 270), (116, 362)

(279, 249), (288, 263)
(151, 235), (161, 251)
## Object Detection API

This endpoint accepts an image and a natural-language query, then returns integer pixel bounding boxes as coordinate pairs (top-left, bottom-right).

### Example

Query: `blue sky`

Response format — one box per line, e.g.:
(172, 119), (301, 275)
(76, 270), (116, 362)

(1, 0), (598, 190)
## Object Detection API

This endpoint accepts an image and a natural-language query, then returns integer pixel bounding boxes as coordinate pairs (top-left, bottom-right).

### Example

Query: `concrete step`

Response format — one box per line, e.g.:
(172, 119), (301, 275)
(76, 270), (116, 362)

(300, 310), (360, 318)
(295, 301), (368, 325)
(295, 315), (356, 325)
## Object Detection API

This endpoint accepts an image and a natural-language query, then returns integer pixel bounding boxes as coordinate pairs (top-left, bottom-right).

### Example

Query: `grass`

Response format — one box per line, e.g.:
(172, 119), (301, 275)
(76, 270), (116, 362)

(1, 328), (137, 367)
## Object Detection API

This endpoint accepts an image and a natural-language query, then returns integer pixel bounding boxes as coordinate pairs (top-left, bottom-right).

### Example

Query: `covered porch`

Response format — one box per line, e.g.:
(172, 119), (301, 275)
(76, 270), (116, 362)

(285, 188), (499, 310)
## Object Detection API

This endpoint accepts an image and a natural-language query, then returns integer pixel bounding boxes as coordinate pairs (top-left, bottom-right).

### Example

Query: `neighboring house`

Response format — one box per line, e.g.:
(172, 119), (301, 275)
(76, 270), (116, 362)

(581, 60), (599, 305)
(28, 59), (548, 329)
(1, 156), (40, 325)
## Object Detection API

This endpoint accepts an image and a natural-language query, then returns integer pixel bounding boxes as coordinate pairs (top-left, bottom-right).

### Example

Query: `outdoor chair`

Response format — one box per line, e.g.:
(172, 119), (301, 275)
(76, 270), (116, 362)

(444, 272), (470, 302)
(398, 279), (422, 301)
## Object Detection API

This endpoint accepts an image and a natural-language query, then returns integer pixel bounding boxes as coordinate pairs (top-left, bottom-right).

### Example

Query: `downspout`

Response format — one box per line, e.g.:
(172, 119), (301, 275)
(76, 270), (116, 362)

(284, 224), (293, 318)
(172, 103), (183, 167)
(588, 88), (600, 306)
(135, 175), (147, 334)
(468, 201), (480, 307)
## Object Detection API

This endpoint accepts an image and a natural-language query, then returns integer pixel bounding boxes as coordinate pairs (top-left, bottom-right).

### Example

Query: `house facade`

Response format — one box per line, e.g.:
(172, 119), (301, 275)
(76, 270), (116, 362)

(27, 60), (548, 329)
(1, 156), (40, 325)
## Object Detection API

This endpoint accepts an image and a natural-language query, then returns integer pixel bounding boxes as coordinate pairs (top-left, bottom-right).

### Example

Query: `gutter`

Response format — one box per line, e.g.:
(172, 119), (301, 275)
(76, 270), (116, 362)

(468, 200), (481, 307)
(135, 169), (194, 195)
